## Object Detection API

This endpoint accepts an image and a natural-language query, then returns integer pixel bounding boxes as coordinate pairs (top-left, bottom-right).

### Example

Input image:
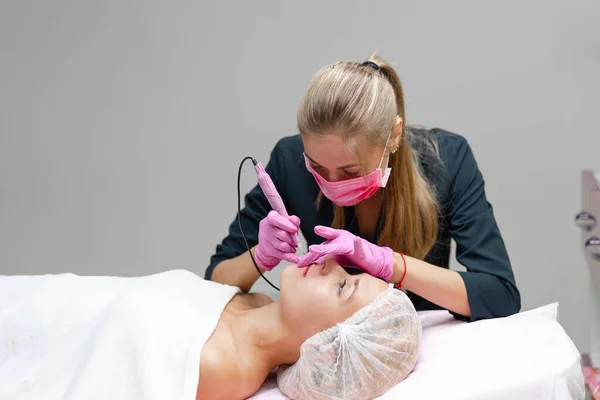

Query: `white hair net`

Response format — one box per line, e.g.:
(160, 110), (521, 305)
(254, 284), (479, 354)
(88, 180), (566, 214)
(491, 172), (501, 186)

(276, 287), (422, 400)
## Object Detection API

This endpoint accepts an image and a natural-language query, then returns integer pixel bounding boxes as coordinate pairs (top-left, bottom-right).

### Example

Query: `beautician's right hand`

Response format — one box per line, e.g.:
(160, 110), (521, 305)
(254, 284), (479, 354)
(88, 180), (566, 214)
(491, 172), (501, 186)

(254, 210), (301, 270)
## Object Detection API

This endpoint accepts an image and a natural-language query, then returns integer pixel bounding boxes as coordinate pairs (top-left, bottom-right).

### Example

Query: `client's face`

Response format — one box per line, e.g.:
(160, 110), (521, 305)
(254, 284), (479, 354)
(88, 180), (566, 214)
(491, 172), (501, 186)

(279, 256), (389, 339)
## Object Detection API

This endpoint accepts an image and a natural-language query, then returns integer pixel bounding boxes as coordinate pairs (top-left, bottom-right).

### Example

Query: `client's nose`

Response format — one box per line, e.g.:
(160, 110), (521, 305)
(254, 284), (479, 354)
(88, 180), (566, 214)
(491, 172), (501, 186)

(319, 256), (344, 276)
(319, 257), (336, 276)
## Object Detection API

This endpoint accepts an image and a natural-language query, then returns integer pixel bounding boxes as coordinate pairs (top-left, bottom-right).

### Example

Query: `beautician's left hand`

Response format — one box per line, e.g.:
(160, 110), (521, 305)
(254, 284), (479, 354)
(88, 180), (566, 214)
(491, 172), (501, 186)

(297, 226), (394, 281)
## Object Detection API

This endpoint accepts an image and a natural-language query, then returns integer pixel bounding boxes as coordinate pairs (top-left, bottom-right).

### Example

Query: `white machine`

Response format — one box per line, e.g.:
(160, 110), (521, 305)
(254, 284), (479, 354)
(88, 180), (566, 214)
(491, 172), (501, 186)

(575, 170), (600, 368)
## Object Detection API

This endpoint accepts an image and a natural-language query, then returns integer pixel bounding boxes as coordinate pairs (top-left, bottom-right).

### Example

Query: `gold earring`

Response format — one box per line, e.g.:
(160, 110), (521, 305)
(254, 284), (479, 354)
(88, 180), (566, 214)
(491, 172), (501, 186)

(391, 147), (398, 154)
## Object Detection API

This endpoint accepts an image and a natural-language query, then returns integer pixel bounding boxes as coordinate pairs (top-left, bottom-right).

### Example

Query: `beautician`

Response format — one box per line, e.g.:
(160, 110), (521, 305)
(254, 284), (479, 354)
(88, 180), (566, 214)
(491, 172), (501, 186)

(205, 53), (521, 321)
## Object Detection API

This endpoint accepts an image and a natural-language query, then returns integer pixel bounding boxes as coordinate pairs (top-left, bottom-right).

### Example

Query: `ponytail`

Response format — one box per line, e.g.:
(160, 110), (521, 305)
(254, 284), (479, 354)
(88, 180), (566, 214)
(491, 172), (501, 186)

(365, 53), (439, 259)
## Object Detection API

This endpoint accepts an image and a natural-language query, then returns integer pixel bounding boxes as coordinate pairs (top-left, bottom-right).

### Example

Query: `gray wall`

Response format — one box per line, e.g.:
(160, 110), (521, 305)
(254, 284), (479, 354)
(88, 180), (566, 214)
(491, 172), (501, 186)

(1, 1), (598, 353)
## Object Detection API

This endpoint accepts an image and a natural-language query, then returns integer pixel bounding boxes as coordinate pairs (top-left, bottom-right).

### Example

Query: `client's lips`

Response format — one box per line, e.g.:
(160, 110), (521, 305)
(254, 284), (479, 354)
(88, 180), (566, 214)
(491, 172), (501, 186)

(302, 266), (310, 278)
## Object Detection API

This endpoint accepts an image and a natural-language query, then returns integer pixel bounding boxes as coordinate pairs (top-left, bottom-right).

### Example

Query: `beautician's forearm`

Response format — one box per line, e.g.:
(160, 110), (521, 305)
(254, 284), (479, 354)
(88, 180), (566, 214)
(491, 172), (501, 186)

(391, 253), (471, 317)
(210, 246), (264, 293)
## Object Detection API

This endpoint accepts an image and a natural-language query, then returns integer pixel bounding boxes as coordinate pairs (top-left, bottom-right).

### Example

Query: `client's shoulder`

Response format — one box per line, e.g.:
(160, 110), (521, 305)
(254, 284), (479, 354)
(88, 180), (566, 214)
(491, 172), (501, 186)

(198, 335), (268, 399)
(198, 315), (246, 398)
(198, 344), (245, 399)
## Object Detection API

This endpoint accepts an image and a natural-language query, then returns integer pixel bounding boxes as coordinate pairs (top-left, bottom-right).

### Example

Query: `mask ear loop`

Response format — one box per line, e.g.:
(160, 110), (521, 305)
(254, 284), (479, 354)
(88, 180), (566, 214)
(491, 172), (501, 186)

(377, 132), (393, 171)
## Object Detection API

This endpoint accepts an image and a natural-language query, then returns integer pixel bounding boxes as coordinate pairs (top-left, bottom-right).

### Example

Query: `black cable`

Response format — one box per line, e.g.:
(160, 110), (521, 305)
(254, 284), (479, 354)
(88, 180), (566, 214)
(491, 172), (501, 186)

(237, 156), (280, 291)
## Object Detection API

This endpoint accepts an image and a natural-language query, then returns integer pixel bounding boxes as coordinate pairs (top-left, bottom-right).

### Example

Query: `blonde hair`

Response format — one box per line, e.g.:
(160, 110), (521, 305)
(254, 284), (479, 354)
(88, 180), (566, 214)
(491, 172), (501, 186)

(297, 53), (439, 259)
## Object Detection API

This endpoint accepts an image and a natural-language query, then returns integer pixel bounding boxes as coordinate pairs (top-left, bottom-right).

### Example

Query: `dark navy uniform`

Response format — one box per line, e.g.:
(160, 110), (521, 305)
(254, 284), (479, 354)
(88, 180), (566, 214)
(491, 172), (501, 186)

(205, 127), (521, 322)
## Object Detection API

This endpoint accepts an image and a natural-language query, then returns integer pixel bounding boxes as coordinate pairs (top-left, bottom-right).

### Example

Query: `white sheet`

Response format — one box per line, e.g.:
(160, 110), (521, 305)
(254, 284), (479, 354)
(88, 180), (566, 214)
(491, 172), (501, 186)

(249, 303), (585, 400)
(0, 270), (240, 400)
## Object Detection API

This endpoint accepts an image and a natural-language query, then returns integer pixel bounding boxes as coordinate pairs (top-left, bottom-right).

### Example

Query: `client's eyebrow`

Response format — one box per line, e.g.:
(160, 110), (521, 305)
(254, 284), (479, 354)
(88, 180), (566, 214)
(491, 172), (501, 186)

(304, 153), (360, 170)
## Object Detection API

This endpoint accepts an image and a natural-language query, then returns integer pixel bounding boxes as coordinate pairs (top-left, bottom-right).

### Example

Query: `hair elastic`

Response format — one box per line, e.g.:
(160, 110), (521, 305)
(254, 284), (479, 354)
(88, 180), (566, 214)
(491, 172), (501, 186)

(361, 61), (381, 71)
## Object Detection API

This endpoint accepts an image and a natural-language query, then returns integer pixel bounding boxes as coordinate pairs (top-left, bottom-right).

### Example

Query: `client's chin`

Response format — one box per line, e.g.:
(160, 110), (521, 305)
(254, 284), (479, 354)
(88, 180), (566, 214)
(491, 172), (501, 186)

(281, 263), (304, 278)
(278, 263), (309, 296)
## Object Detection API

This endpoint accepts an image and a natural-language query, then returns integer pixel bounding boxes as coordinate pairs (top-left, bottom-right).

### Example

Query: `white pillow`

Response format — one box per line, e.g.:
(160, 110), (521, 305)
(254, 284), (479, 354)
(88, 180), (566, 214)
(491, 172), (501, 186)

(378, 303), (585, 399)
(249, 303), (585, 400)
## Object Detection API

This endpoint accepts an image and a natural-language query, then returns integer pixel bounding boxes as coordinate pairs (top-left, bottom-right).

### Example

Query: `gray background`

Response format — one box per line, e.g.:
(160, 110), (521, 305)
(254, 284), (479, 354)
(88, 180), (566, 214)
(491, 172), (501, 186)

(1, 1), (598, 354)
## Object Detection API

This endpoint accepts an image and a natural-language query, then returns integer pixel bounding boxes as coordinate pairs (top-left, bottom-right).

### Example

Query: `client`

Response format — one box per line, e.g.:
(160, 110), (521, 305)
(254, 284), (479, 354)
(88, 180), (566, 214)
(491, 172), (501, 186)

(0, 257), (420, 400)
(199, 256), (421, 399)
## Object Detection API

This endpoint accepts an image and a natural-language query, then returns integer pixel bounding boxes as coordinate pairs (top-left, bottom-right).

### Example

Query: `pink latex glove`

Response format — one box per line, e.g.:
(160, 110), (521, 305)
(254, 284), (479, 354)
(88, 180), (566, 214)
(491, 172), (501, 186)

(297, 226), (394, 281)
(254, 210), (301, 271)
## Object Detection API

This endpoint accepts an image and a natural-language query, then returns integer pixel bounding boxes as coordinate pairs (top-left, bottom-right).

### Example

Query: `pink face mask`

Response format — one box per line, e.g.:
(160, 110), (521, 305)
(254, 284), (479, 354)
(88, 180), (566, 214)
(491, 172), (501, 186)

(303, 141), (392, 207)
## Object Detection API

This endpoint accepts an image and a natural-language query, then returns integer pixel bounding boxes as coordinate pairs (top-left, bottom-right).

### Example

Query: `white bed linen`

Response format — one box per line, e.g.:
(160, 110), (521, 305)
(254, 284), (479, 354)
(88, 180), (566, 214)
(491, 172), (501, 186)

(249, 303), (585, 400)
(0, 270), (240, 400)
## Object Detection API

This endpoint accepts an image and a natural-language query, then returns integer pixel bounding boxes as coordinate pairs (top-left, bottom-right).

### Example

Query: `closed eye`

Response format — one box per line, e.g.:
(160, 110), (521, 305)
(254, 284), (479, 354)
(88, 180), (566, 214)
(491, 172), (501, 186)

(338, 278), (347, 294)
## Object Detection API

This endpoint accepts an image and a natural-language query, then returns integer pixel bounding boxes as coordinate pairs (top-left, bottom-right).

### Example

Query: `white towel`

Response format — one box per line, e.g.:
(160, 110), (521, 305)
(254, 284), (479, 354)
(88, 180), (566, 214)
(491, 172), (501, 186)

(0, 269), (240, 400)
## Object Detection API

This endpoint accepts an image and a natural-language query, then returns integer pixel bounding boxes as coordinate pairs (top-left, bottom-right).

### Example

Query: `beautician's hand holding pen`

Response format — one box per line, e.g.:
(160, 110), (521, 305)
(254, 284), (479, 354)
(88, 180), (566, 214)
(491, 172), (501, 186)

(252, 159), (304, 271)
(254, 210), (302, 270)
